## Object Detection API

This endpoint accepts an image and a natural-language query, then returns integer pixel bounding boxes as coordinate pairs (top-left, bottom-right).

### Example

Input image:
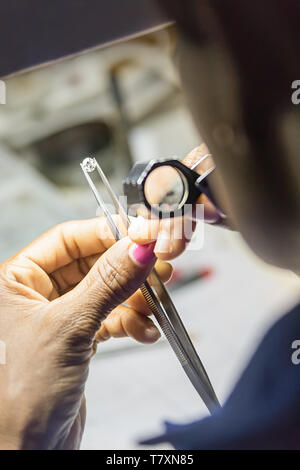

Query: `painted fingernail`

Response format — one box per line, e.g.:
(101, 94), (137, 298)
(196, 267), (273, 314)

(129, 215), (145, 235)
(129, 242), (156, 267)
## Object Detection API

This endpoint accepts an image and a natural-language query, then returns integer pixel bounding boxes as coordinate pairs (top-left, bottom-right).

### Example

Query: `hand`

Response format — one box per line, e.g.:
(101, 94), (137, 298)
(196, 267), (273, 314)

(129, 143), (221, 260)
(0, 217), (172, 449)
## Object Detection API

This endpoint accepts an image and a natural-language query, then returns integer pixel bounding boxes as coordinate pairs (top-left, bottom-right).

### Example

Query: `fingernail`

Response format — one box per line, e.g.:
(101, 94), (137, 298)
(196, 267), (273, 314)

(144, 325), (160, 342)
(129, 216), (145, 235)
(155, 231), (170, 254)
(129, 242), (156, 267)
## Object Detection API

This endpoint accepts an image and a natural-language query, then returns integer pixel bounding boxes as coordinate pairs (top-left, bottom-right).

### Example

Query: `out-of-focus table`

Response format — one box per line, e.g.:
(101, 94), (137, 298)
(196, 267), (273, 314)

(82, 223), (300, 449)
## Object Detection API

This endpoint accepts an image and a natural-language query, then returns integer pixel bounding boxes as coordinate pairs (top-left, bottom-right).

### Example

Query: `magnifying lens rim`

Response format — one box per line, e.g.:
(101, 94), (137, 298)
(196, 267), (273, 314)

(144, 164), (189, 212)
(141, 159), (200, 218)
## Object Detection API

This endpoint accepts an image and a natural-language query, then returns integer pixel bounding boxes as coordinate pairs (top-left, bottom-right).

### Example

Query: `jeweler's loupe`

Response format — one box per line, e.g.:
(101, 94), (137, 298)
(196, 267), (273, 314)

(123, 159), (218, 218)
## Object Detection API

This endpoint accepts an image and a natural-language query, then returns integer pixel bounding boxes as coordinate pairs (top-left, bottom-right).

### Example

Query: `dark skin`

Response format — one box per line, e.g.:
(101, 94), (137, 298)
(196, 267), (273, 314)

(0, 146), (214, 449)
(157, 0), (300, 271)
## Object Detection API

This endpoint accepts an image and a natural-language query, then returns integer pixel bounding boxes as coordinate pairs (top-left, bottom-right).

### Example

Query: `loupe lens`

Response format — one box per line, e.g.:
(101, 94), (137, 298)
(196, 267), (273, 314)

(144, 165), (188, 214)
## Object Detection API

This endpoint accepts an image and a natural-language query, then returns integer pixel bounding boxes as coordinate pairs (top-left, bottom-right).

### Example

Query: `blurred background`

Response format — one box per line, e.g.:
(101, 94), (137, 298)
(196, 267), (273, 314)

(0, 27), (299, 449)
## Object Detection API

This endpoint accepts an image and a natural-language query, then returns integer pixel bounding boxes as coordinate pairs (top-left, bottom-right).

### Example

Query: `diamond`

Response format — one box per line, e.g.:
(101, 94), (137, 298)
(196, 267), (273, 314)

(82, 157), (97, 172)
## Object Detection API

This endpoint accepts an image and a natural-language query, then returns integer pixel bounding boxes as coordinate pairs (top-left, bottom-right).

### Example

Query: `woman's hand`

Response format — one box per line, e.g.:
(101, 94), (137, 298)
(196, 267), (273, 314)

(0, 217), (172, 449)
(129, 144), (221, 260)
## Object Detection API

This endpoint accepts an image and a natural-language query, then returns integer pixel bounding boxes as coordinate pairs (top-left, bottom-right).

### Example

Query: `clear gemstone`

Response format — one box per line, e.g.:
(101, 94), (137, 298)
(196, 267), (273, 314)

(82, 157), (96, 172)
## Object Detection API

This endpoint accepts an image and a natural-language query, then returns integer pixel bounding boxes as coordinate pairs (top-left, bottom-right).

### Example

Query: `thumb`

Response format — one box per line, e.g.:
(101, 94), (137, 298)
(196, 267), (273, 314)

(57, 236), (156, 341)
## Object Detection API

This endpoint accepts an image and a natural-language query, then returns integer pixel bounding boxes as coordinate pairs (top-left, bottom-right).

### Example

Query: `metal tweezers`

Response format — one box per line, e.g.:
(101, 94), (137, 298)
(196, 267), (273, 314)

(80, 157), (220, 414)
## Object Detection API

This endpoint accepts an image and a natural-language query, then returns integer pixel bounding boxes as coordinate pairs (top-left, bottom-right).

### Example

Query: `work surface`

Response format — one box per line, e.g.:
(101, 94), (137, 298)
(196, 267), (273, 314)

(81, 225), (300, 450)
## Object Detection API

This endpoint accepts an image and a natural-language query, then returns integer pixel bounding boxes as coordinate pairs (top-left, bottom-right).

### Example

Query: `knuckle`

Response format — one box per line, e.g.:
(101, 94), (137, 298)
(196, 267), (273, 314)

(97, 257), (137, 308)
(0, 263), (18, 292)
(54, 304), (98, 354)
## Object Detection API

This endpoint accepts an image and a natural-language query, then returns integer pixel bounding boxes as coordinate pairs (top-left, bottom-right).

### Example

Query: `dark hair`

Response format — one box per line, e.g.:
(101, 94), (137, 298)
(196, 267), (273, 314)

(157, 0), (300, 217)
(158, 1), (300, 108)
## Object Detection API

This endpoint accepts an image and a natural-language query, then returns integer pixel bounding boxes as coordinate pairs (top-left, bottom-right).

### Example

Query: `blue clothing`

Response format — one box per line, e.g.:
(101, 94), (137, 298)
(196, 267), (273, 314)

(141, 303), (300, 449)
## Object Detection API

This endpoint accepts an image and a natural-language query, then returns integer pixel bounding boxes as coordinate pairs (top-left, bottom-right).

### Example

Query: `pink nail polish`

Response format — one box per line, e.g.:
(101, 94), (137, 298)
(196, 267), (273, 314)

(130, 242), (156, 266)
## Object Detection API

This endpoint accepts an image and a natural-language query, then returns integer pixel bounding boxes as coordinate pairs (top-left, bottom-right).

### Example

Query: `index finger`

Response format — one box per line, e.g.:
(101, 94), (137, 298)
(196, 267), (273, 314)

(12, 216), (126, 274)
